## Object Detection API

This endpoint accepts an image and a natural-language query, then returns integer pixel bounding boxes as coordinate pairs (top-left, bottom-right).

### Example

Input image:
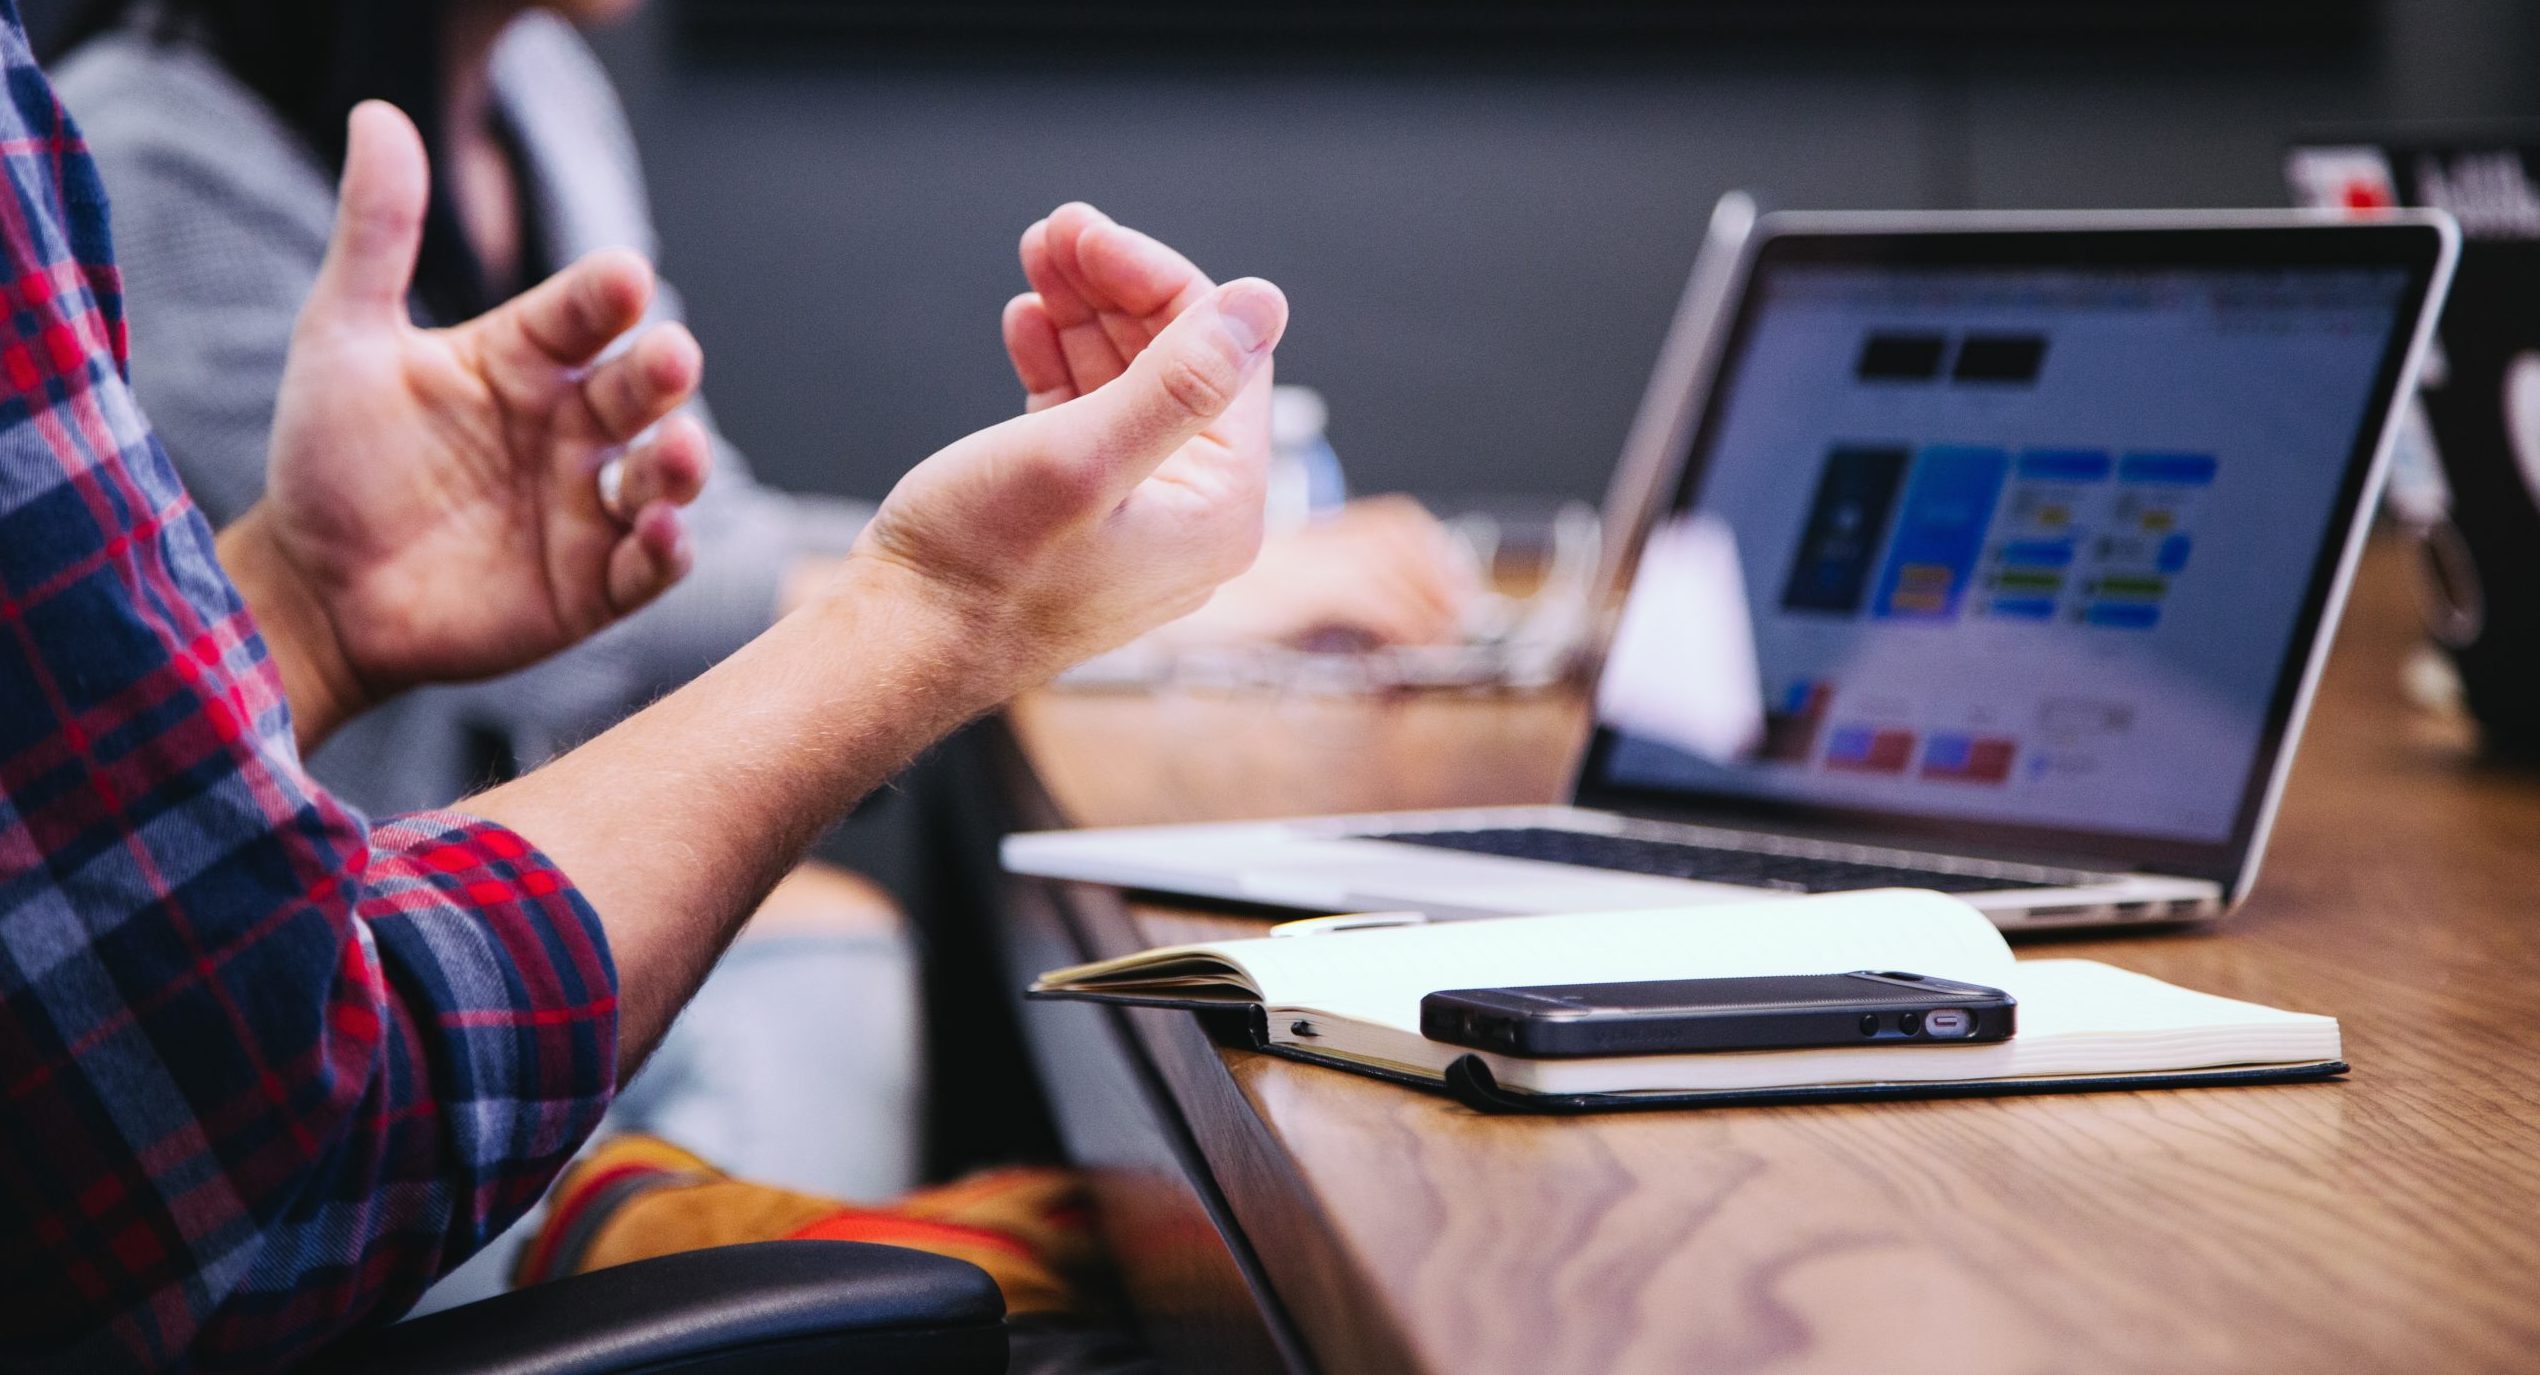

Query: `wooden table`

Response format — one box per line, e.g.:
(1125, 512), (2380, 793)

(993, 538), (2540, 1374)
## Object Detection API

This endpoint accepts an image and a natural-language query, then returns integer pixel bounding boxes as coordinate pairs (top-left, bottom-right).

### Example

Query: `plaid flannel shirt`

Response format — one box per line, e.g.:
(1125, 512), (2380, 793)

(0, 10), (620, 1371)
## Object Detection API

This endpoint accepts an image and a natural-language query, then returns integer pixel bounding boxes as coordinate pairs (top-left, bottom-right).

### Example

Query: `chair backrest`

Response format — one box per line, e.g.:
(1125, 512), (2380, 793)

(308, 1240), (1006, 1375)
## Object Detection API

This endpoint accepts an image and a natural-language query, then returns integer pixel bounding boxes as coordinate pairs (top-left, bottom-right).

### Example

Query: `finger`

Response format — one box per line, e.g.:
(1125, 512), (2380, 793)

(1341, 498), (1474, 599)
(494, 248), (657, 371)
(1046, 203), (1160, 367)
(1348, 538), (1458, 616)
(1382, 520), (1467, 600)
(1353, 560), (1465, 644)
(1040, 277), (1288, 501)
(606, 500), (693, 617)
(1002, 293), (1077, 412)
(1019, 217), (1093, 327)
(1342, 493), (1439, 532)
(1396, 558), (1474, 631)
(578, 322), (703, 444)
(1030, 205), (1136, 392)
(1075, 217), (1213, 335)
(605, 414), (713, 516)
(1393, 530), (1484, 622)
(305, 101), (428, 329)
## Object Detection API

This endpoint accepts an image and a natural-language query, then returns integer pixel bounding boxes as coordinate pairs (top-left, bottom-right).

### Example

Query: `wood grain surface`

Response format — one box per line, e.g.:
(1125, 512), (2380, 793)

(1005, 538), (2540, 1374)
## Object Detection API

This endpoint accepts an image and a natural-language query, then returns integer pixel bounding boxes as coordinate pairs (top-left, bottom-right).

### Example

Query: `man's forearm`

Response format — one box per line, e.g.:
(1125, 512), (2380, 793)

(466, 557), (1011, 1068)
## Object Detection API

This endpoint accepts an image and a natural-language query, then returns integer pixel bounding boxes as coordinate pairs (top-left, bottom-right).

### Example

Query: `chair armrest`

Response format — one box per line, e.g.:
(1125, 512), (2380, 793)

(311, 1241), (1006, 1375)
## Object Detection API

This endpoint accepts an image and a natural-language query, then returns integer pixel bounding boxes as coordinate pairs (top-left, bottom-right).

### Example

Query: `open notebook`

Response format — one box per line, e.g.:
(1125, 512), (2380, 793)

(1030, 890), (2344, 1112)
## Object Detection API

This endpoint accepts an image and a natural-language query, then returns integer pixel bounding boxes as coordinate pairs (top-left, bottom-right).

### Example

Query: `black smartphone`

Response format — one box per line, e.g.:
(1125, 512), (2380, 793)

(1419, 971), (2017, 1058)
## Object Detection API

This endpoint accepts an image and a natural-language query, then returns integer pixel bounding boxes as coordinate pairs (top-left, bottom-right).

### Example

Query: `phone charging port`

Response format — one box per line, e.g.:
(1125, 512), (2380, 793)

(1923, 1009), (1974, 1038)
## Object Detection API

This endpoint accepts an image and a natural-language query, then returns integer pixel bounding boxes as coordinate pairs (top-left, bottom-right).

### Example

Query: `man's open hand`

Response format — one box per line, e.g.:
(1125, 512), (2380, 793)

(222, 101), (710, 746)
(844, 207), (1287, 692)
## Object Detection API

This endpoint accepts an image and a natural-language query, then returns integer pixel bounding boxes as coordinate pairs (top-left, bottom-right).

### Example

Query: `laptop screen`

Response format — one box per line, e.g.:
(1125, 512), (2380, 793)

(1578, 225), (2442, 879)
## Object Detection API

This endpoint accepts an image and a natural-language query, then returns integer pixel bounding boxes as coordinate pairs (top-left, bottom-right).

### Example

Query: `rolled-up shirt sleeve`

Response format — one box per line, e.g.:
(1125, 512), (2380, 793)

(142, 813), (621, 1371)
(342, 813), (619, 1254)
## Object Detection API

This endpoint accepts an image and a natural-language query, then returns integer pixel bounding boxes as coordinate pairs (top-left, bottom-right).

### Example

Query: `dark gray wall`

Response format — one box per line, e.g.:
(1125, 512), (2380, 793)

(585, 1), (2540, 508)
(211, 6), (2540, 508)
(598, 42), (1930, 508)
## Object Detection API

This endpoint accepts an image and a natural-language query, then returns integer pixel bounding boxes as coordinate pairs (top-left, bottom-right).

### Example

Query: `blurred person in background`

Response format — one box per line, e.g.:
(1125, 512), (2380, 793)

(51, 0), (1472, 1310)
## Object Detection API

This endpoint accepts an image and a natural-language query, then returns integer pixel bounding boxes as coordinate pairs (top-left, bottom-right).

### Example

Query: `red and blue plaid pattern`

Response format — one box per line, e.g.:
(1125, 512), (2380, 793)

(0, 8), (619, 1371)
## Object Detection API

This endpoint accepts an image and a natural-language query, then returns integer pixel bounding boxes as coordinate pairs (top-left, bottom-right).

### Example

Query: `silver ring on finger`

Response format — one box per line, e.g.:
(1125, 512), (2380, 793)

(596, 453), (632, 523)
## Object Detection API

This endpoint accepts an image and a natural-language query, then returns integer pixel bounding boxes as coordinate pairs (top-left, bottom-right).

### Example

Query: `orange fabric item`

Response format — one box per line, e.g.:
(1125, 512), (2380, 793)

(522, 1136), (1092, 1316)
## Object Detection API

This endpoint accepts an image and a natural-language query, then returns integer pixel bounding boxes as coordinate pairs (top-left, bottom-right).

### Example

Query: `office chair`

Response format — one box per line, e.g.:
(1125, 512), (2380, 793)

(308, 1240), (1007, 1374)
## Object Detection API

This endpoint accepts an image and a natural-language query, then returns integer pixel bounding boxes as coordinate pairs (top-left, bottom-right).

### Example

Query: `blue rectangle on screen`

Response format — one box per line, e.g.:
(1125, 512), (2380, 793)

(1825, 725), (1875, 762)
(1997, 539), (2076, 569)
(1988, 597), (2058, 620)
(1870, 446), (2010, 621)
(1923, 734), (1973, 770)
(2016, 449), (2112, 482)
(2085, 602), (2162, 629)
(2158, 533), (2193, 573)
(2119, 452), (2218, 486)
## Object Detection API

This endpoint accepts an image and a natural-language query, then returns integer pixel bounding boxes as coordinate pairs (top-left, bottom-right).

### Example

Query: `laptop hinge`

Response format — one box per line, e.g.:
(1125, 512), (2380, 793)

(1585, 796), (2220, 883)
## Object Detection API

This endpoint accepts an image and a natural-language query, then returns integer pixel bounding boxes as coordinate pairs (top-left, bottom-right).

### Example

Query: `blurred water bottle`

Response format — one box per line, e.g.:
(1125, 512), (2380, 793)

(1267, 385), (1349, 534)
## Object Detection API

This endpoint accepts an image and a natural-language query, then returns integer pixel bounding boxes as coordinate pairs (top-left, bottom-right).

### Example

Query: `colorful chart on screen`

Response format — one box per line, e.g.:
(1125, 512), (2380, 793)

(1596, 261), (2408, 844)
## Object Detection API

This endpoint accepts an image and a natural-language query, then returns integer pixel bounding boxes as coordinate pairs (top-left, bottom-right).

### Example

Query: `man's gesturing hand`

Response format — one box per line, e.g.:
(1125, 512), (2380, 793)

(221, 101), (710, 748)
(847, 256), (1288, 696)
(1000, 203), (1476, 652)
(472, 216), (1281, 1057)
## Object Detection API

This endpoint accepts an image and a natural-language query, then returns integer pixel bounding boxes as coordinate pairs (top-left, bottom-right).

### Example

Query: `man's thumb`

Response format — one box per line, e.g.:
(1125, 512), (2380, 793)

(307, 101), (429, 327)
(1053, 278), (1287, 486)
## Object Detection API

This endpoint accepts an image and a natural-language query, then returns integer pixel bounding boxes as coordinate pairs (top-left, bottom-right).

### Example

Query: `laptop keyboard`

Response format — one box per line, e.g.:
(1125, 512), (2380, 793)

(1366, 826), (2062, 895)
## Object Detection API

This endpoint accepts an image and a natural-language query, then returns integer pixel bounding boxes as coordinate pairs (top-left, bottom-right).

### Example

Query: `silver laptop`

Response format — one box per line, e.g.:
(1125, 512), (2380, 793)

(1006, 209), (2458, 930)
